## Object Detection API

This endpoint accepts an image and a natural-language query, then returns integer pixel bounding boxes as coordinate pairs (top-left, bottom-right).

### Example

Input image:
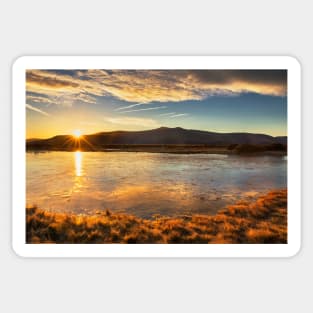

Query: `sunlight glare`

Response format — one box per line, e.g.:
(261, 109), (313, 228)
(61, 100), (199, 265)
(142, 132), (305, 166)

(75, 151), (83, 176)
(73, 129), (82, 138)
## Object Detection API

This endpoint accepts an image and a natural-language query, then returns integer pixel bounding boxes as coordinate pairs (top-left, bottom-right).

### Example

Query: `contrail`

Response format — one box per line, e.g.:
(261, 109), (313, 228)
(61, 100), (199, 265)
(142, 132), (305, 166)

(169, 113), (189, 118)
(119, 106), (167, 113)
(26, 103), (50, 116)
(115, 102), (146, 111)
(159, 112), (177, 116)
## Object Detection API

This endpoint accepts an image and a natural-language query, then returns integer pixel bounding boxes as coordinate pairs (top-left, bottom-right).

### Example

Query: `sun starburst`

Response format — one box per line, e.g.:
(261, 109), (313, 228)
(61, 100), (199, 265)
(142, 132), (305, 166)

(72, 129), (82, 138)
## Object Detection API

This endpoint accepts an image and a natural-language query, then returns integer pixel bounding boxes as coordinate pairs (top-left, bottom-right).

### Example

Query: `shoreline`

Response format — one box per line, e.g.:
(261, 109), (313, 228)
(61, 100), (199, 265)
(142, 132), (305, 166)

(26, 146), (287, 156)
(26, 189), (287, 244)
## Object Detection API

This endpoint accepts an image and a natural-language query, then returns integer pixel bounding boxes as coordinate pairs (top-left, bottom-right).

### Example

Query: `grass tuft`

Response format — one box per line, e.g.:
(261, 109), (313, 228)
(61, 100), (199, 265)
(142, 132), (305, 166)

(26, 189), (287, 244)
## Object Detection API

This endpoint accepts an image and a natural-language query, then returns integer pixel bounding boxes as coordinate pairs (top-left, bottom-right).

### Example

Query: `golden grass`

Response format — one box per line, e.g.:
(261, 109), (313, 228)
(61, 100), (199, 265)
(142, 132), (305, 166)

(26, 189), (287, 244)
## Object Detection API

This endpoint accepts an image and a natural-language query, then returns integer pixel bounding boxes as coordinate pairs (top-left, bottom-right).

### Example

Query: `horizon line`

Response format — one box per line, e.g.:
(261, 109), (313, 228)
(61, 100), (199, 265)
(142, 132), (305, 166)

(26, 126), (287, 140)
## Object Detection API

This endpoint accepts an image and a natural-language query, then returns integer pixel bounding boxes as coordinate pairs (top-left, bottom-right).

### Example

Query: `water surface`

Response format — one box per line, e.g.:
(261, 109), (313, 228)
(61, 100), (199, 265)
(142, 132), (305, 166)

(26, 151), (287, 218)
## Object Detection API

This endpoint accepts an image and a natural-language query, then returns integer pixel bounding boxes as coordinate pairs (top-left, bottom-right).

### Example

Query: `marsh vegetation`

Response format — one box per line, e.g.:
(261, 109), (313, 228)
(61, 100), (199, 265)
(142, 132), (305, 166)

(26, 189), (287, 244)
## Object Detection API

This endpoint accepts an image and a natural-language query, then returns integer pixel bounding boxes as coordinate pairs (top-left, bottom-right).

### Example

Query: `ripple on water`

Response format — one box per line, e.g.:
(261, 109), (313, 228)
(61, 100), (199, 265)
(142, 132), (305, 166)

(26, 151), (287, 218)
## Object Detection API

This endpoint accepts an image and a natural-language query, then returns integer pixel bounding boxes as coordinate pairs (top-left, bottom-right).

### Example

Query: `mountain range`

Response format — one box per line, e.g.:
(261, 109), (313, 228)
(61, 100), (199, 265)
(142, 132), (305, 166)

(26, 127), (287, 151)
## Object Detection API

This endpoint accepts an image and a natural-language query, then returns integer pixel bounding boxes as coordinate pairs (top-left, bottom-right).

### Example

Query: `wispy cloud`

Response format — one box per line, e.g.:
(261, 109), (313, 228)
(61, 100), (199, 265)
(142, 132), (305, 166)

(26, 70), (102, 106)
(119, 106), (167, 114)
(169, 113), (190, 118)
(26, 69), (287, 108)
(104, 116), (160, 128)
(159, 112), (177, 116)
(115, 102), (146, 111)
(26, 103), (50, 116)
(159, 112), (189, 118)
(26, 94), (53, 105)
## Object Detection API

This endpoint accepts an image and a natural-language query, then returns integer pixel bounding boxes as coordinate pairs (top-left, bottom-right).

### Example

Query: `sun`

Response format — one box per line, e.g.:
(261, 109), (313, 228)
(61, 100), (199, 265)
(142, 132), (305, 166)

(72, 129), (82, 138)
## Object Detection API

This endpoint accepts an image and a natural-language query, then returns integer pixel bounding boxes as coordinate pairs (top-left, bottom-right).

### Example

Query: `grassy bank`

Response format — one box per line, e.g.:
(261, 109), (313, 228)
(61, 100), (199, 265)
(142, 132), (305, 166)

(26, 189), (287, 244)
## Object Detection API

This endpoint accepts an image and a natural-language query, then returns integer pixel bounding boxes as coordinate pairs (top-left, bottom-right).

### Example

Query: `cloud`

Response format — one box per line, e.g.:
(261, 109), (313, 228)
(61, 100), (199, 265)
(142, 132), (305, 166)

(26, 93), (54, 105)
(26, 69), (287, 107)
(115, 102), (146, 111)
(158, 112), (190, 118)
(158, 112), (189, 118)
(26, 70), (104, 106)
(26, 103), (50, 116)
(104, 116), (160, 128)
(159, 112), (177, 116)
(169, 113), (189, 118)
(119, 106), (167, 114)
(26, 71), (79, 89)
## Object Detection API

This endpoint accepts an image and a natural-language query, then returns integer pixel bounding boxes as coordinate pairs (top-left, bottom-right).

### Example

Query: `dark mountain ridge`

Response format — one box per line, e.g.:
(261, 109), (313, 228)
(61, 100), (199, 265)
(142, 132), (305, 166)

(26, 127), (287, 152)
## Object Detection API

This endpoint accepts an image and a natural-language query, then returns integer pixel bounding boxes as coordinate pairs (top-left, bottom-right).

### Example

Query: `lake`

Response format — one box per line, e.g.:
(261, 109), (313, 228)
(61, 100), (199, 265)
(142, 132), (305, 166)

(26, 151), (287, 218)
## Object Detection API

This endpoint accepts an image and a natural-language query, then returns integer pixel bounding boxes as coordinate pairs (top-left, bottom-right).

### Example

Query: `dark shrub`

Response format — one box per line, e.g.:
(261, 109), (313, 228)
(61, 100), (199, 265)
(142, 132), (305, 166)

(227, 144), (238, 150)
(235, 144), (266, 154)
(265, 143), (287, 151)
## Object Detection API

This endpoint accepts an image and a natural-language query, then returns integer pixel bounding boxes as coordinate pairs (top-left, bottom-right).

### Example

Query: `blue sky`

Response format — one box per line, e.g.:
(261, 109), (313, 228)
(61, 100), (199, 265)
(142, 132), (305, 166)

(26, 69), (287, 138)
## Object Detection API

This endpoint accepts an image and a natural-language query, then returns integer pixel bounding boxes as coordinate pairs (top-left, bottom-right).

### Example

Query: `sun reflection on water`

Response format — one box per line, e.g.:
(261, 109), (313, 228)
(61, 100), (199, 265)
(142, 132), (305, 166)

(74, 151), (83, 177)
(26, 152), (287, 217)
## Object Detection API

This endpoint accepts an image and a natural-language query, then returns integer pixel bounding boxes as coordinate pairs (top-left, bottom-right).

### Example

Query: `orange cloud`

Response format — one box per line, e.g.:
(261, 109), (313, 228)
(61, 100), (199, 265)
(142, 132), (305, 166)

(26, 69), (287, 106)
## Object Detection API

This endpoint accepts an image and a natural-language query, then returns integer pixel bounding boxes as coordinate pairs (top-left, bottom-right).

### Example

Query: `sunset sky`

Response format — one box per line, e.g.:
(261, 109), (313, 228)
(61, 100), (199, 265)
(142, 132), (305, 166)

(26, 69), (287, 139)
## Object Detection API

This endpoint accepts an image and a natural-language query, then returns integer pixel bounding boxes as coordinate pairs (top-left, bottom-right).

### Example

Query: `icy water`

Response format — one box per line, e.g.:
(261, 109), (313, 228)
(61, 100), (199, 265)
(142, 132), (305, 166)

(26, 151), (287, 218)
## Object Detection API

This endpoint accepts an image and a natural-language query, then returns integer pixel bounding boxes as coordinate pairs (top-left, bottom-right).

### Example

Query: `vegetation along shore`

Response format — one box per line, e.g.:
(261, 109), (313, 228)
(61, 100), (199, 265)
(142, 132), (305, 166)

(26, 189), (287, 244)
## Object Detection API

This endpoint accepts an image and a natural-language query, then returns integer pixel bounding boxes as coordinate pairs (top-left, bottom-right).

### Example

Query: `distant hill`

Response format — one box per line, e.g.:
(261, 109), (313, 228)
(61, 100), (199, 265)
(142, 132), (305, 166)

(26, 127), (287, 151)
